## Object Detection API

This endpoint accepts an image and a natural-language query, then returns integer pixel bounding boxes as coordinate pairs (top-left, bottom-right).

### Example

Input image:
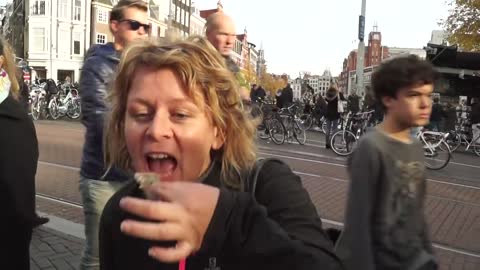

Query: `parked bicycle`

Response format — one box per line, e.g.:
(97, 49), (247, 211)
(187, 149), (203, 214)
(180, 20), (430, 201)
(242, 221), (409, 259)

(48, 84), (81, 120)
(444, 126), (480, 157)
(330, 110), (375, 156)
(416, 128), (451, 170)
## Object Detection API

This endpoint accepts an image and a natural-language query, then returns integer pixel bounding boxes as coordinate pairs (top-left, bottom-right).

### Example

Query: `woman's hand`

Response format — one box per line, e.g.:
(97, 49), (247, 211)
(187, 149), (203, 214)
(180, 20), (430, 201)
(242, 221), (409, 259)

(119, 182), (220, 263)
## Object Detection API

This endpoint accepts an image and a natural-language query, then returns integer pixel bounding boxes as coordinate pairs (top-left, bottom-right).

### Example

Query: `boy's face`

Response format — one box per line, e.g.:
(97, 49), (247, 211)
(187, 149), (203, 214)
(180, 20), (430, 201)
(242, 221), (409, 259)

(383, 83), (433, 128)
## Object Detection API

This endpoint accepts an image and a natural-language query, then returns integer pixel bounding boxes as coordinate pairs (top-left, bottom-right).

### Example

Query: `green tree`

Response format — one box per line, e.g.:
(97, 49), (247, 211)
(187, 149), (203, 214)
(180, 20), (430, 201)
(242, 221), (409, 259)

(442, 0), (480, 51)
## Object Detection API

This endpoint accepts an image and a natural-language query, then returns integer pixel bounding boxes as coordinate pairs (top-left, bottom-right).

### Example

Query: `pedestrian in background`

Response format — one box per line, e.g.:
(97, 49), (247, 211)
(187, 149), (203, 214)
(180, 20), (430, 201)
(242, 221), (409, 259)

(429, 97), (447, 131)
(324, 86), (345, 149)
(99, 37), (341, 270)
(78, 1), (149, 269)
(205, 12), (250, 103)
(471, 98), (480, 143)
(336, 55), (438, 270)
(0, 37), (37, 270)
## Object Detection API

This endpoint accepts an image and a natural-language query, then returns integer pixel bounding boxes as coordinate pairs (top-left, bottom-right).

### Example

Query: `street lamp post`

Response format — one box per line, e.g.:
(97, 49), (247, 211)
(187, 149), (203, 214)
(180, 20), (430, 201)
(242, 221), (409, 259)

(355, 0), (366, 96)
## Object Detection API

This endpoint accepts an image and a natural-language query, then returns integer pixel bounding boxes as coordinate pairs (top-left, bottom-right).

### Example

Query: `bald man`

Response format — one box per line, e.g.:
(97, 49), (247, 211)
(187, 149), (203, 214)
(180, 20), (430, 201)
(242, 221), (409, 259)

(205, 12), (251, 102)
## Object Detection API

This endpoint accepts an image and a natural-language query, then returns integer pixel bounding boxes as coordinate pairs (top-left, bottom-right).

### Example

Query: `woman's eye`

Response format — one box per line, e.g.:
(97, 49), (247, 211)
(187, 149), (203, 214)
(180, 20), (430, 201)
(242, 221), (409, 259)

(133, 113), (150, 120)
(174, 112), (189, 119)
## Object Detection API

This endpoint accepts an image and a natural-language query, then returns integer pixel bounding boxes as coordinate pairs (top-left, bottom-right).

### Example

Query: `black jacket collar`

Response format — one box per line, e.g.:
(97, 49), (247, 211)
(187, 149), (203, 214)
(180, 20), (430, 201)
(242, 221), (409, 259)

(0, 95), (27, 120)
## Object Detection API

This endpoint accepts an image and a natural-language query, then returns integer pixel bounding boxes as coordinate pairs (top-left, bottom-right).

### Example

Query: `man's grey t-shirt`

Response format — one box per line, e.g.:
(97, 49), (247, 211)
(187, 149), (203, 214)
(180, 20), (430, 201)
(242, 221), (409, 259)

(336, 128), (435, 270)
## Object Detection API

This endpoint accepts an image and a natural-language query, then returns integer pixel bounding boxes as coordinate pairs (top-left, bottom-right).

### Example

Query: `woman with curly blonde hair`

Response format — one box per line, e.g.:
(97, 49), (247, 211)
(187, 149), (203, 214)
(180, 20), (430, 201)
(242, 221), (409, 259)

(99, 36), (340, 270)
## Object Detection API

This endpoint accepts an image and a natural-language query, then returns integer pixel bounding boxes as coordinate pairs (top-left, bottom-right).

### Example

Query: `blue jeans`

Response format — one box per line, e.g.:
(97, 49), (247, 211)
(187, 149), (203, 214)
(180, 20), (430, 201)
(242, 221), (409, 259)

(79, 178), (126, 270)
(325, 119), (339, 146)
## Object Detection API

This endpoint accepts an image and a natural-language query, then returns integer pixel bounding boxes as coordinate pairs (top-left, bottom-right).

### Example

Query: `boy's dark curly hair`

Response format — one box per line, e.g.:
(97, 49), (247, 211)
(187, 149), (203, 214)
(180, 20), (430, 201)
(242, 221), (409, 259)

(372, 55), (438, 106)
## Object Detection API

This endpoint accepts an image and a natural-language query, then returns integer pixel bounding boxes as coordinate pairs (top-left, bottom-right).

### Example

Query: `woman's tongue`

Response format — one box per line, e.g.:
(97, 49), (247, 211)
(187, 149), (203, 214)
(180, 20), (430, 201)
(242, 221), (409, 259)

(148, 157), (177, 177)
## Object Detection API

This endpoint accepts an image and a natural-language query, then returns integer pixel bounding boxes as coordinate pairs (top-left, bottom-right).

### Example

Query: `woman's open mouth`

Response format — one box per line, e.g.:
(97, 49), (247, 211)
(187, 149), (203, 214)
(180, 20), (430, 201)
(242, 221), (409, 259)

(145, 153), (178, 179)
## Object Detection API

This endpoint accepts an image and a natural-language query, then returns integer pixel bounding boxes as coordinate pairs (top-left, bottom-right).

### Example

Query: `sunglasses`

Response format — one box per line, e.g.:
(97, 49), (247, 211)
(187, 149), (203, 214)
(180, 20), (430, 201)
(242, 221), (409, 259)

(119, 19), (151, 32)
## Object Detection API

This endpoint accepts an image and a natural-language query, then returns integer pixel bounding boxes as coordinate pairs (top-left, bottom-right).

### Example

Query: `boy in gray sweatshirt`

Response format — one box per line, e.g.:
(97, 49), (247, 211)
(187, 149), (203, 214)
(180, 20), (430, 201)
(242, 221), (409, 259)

(336, 55), (438, 270)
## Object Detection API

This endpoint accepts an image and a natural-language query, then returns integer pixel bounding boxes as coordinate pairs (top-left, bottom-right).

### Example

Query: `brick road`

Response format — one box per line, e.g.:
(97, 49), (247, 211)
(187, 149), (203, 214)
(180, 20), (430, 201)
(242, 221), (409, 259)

(30, 227), (83, 270)
(32, 120), (480, 269)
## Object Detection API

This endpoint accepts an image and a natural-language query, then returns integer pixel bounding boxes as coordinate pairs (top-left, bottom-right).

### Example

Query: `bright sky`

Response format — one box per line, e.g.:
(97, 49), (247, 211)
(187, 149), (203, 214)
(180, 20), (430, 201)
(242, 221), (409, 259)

(0, 0), (450, 77)
(194, 0), (450, 78)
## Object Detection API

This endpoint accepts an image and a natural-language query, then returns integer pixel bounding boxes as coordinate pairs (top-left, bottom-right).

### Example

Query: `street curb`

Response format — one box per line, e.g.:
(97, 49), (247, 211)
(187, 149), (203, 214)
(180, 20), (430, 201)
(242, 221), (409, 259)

(38, 211), (85, 240)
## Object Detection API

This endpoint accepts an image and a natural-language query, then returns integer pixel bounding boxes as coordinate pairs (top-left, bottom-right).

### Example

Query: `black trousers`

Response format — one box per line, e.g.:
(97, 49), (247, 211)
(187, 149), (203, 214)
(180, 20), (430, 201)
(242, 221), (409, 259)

(0, 226), (33, 270)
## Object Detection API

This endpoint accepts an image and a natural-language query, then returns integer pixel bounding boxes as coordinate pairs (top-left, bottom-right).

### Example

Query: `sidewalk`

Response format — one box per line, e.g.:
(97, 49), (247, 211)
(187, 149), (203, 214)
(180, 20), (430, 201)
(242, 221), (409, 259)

(30, 210), (85, 270)
(31, 227), (83, 270)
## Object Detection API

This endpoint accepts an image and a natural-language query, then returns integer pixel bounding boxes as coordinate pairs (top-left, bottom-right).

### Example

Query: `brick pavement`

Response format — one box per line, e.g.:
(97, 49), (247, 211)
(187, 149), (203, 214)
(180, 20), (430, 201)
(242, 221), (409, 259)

(30, 227), (83, 270)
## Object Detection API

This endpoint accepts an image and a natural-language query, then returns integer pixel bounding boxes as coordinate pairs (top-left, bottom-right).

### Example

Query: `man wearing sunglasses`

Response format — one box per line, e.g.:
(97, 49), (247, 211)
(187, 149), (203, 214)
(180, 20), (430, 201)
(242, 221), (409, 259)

(78, 1), (148, 269)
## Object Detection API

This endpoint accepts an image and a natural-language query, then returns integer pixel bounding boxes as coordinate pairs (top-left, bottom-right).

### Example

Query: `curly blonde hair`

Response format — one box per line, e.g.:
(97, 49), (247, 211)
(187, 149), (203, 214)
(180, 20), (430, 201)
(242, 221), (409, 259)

(0, 38), (20, 99)
(105, 36), (258, 189)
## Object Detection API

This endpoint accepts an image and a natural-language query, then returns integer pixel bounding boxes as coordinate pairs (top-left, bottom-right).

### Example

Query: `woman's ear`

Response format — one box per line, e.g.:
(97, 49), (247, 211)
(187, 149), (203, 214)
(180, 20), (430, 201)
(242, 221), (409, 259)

(211, 127), (225, 150)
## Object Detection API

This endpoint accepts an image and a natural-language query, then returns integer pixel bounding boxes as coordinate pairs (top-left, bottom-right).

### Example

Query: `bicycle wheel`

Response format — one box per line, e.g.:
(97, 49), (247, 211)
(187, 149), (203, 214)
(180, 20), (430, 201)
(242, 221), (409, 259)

(473, 141), (480, 157)
(297, 114), (313, 130)
(321, 120), (328, 134)
(293, 122), (306, 145)
(331, 130), (357, 156)
(31, 99), (41, 120)
(257, 118), (271, 140)
(269, 118), (285, 145)
(444, 131), (461, 152)
(67, 99), (81, 119)
(48, 99), (60, 120)
(424, 140), (451, 170)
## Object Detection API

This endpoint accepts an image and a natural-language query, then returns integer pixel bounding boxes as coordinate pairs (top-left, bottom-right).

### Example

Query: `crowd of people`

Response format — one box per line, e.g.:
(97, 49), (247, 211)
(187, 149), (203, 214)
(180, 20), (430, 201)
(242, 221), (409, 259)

(3, 1), (479, 270)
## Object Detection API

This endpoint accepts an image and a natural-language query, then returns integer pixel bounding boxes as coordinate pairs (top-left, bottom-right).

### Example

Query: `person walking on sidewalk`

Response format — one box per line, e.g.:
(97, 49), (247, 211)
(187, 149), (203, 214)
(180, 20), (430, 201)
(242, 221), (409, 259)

(335, 55), (438, 270)
(78, 1), (149, 269)
(0, 38), (37, 270)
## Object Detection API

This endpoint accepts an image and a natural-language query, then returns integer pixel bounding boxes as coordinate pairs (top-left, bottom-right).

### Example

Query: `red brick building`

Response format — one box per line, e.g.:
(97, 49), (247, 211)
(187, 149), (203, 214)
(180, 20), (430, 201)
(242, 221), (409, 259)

(338, 28), (390, 94)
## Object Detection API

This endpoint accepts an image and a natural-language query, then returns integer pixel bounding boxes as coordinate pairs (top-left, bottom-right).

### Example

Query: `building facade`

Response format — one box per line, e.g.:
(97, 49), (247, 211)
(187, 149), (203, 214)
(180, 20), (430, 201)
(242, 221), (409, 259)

(21, 0), (92, 82)
(303, 70), (331, 97)
(189, 4), (205, 36)
(339, 29), (390, 95)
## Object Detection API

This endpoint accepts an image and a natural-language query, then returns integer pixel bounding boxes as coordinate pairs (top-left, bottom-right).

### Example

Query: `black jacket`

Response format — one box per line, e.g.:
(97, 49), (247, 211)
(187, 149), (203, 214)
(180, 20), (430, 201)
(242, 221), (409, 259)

(325, 92), (345, 120)
(79, 43), (128, 181)
(100, 160), (342, 270)
(0, 96), (38, 227)
(429, 103), (446, 122)
(471, 102), (480, 124)
(281, 86), (294, 108)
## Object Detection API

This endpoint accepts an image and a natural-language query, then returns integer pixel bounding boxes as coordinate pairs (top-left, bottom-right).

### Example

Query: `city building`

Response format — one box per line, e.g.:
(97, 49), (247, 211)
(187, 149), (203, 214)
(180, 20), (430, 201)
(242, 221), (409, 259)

(171, 0), (191, 37)
(5, 0), (93, 82)
(91, 0), (115, 45)
(339, 27), (391, 96)
(199, 0), (223, 20)
(147, 0), (169, 39)
(256, 45), (266, 80)
(303, 70), (332, 97)
(189, 4), (205, 36)
(430, 30), (449, 46)
(291, 77), (302, 101)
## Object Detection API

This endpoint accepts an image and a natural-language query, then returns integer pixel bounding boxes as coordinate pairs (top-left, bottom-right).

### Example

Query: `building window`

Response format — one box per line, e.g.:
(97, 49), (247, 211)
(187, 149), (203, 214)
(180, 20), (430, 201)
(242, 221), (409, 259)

(157, 27), (161, 37)
(59, 0), (68, 18)
(97, 9), (108, 24)
(32, 0), (46, 15)
(58, 29), (70, 54)
(96, 33), (107, 44)
(74, 0), (81, 21)
(73, 32), (81, 54)
(32, 28), (45, 51)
